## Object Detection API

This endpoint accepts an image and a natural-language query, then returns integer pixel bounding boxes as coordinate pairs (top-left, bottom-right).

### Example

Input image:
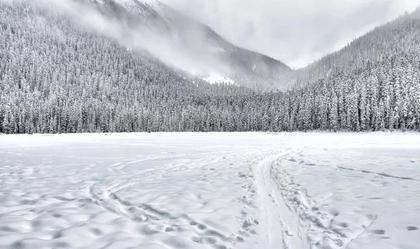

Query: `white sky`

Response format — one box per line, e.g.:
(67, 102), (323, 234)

(164, 0), (420, 68)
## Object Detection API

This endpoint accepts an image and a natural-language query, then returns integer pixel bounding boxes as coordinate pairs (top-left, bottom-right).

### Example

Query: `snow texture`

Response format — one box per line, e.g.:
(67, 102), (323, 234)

(114, 0), (160, 9)
(0, 133), (419, 249)
(203, 74), (236, 85)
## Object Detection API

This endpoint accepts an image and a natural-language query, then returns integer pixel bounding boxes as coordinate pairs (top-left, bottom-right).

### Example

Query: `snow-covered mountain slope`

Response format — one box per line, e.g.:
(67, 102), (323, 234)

(291, 7), (420, 87)
(2, 0), (420, 134)
(87, 0), (293, 90)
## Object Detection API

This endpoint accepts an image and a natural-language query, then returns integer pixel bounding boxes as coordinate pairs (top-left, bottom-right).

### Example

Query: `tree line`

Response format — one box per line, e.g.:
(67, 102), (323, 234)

(1, 2), (419, 133)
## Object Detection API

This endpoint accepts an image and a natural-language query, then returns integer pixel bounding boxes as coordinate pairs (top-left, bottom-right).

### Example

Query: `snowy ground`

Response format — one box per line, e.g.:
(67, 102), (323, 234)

(0, 133), (419, 249)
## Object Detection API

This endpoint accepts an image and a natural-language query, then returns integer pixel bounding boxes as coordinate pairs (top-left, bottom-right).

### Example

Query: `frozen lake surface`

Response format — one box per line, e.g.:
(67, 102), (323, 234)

(0, 133), (419, 249)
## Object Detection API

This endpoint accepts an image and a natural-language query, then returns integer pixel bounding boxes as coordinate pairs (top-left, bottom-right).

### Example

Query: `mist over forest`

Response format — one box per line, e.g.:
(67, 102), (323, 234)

(1, 0), (420, 133)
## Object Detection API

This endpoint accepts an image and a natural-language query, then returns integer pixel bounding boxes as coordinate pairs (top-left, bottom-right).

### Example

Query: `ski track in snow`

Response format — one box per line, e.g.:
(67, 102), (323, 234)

(255, 151), (377, 249)
(0, 133), (420, 249)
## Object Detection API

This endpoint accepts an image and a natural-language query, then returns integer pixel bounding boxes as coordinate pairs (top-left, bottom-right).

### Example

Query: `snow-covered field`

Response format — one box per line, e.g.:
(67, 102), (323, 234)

(0, 133), (419, 249)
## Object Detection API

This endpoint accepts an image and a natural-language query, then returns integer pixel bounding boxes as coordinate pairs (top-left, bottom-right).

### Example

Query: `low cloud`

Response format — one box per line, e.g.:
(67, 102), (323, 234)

(164, 0), (420, 68)
(33, 0), (232, 79)
(20, 0), (420, 72)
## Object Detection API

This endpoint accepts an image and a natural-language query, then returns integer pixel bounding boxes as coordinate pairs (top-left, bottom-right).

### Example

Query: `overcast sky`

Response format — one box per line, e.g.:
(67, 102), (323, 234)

(164, 0), (420, 68)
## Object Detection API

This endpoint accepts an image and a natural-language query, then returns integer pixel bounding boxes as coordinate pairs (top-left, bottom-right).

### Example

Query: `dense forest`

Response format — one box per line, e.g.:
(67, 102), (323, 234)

(1, 1), (420, 133)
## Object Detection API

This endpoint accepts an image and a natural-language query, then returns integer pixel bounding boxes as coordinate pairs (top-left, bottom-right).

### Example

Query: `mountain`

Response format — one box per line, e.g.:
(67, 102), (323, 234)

(0, 0), (419, 134)
(0, 0), (258, 133)
(290, 7), (420, 88)
(87, 0), (293, 90)
(282, 7), (420, 130)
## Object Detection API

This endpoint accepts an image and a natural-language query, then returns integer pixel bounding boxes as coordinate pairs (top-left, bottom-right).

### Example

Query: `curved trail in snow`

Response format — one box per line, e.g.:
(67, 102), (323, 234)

(254, 152), (309, 249)
(1, 133), (420, 249)
(253, 150), (379, 249)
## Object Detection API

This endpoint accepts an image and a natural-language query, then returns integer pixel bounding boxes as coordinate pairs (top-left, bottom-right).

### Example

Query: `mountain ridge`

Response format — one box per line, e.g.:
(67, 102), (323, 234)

(87, 0), (293, 90)
(289, 6), (420, 88)
(1, 0), (419, 134)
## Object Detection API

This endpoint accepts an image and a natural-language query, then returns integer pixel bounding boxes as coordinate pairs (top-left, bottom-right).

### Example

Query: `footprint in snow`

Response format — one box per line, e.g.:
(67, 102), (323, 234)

(372, 229), (386, 235)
